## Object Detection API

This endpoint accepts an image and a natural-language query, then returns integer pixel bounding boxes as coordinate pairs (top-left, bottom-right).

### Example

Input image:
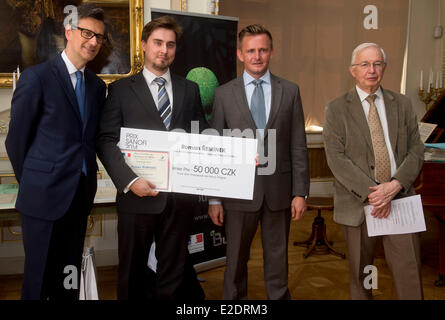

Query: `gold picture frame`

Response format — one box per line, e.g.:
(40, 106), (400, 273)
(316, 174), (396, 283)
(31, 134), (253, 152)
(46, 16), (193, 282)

(0, 0), (144, 87)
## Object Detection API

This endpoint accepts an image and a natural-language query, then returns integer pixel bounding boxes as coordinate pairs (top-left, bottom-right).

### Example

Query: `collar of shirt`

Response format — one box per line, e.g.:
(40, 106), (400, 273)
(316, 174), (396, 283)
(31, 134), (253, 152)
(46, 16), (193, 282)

(355, 85), (385, 121)
(142, 67), (172, 86)
(242, 70), (272, 119)
(355, 85), (383, 104)
(142, 67), (174, 109)
(243, 69), (271, 87)
(62, 50), (85, 89)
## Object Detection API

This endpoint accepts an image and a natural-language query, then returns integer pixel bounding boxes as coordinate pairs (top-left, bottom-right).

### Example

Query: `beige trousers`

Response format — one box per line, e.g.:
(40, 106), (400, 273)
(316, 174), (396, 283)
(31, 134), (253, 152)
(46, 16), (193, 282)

(342, 220), (423, 300)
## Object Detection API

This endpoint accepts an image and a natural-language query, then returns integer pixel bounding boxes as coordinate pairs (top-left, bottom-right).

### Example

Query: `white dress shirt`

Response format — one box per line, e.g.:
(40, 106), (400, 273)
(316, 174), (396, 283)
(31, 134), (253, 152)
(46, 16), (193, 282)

(356, 85), (397, 178)
(61, 50), (85, 89)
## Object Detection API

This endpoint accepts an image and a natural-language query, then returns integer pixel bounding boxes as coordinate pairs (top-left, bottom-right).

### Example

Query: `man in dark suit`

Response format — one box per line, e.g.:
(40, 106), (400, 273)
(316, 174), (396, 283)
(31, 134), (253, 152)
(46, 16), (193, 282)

(5, 4), (107, 300)
(96, 15), (207, 300)
(208, 24), (310, 300)
(323, 43), (424, 299)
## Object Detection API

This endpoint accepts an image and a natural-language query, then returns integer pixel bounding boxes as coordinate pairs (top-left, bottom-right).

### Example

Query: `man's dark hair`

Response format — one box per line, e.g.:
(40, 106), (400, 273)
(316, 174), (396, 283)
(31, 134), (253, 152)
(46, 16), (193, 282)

(238, 24), (273, 49)
(141, 15), (183, 42)
(77, 3), (105, 22)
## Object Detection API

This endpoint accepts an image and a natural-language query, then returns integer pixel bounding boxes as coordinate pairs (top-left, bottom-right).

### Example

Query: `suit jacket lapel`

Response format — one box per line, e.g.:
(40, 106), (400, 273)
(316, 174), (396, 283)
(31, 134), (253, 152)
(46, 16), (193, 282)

(83, 69), (95, 130)
(382, 88), (398, 155)
(170, 74), (184, 129)
(51, 54), (82, 124)
(130, 72), (166, 130)
(347, 88), (373, 150)
(265, 74), (283, 137)
(232, 76), (257, 129)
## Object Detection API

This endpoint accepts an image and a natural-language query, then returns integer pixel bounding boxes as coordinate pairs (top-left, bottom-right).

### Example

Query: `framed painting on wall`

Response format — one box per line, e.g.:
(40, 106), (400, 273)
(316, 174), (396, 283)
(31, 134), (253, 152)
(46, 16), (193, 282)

(0, 0), (144, 87)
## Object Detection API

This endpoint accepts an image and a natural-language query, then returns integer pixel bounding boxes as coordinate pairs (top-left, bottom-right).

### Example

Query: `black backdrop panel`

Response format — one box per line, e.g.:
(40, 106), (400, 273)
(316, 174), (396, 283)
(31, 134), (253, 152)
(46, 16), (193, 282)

(151, 9), (237, 86)
(151, 9), (238, 267)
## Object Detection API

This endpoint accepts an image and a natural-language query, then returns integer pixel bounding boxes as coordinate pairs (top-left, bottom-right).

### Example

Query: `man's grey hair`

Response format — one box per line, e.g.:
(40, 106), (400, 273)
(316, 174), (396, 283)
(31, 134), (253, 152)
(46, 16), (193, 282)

(351, 43), (386, 65)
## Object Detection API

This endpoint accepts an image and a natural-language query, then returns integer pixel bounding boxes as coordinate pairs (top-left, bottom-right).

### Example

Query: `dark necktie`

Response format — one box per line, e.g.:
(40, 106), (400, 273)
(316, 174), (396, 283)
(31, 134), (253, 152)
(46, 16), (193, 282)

(153, 77), (172, 129)
(250, 79), (267, 130)
(75, 70), (87, 175)
(75, 71), (85, 122)
(366, 94), (391, 183)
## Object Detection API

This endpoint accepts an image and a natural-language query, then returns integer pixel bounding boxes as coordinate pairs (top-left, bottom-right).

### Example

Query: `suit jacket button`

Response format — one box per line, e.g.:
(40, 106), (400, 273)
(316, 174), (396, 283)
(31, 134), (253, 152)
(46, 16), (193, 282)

(370, 165), (375, 170)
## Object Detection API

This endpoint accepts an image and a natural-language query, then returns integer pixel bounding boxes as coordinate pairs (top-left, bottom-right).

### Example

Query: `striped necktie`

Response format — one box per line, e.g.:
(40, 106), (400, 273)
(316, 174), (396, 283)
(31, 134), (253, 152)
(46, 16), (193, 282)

(153, 77), (172, 129)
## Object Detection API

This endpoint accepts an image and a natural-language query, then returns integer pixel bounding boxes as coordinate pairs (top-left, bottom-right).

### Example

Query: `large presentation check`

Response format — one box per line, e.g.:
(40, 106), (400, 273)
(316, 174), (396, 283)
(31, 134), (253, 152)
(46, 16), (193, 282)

(120, 128), (257, 200)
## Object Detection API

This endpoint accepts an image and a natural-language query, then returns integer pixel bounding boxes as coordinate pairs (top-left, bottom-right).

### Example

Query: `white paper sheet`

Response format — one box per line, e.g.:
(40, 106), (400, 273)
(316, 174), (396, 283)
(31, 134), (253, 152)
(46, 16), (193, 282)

(79, 247), (99, 300)
(418, 122), (437, 143)
(364, 195), (426, 237)
(147, 242), (157, 273)
(94, 179), (117, 203)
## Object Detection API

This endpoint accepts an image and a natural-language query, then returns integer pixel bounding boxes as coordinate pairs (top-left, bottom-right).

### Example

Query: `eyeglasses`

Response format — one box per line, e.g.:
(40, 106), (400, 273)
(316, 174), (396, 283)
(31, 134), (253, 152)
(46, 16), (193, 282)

(72, 26), (107, 44)
(351, 61), (385, 69)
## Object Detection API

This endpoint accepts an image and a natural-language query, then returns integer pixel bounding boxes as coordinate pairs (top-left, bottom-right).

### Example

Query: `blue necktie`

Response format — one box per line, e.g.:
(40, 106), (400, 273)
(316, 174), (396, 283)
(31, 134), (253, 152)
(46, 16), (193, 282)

(251, 79), (267, 130)
(153, 77), (172, 129)
(75, 71), (87, 175)
(75, 71), (85, 122)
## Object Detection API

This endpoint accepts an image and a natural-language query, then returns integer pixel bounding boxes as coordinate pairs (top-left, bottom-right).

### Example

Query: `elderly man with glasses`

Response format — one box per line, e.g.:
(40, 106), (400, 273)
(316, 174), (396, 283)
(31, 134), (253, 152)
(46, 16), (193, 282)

(323, 43), (424, 300)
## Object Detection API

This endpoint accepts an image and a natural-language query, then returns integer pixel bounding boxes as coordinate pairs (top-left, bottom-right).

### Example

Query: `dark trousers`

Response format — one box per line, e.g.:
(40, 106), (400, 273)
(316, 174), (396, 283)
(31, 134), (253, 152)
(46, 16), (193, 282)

(223, 198), (292, 300)
(144, 253), (205, 301)
(117, 196), (197, 300)
(21, 174), (90, 300)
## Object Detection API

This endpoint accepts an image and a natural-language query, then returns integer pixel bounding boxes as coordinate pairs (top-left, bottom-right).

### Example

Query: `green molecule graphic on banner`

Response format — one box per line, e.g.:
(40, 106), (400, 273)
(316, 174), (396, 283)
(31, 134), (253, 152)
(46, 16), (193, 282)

(186, 67), (219, 122)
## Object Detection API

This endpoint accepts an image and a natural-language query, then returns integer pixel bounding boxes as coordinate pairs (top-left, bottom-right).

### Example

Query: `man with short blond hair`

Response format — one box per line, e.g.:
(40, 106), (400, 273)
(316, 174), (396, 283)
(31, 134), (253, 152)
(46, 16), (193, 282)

(208, 24), (309, 300)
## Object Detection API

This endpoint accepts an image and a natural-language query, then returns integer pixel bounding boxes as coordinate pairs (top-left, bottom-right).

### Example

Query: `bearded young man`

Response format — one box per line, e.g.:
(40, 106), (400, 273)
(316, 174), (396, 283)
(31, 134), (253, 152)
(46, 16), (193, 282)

(96, 15), (207, 300)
